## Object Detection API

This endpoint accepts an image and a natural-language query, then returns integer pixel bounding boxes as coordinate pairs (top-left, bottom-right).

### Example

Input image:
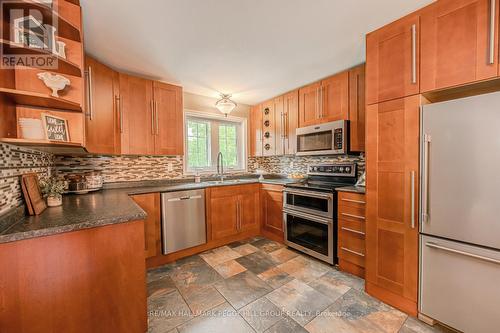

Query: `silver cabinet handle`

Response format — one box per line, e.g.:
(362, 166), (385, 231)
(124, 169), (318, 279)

(411, 24), (417, 84)
(341, 198), (366, 204)
(150, 100), (155, 134)
(341, 247), (365, 257)
(316, 87), (320, 120)
(319, 86), (324, 118)
(236, 200), (241, 230)
(341, 212), (365, 220)
(341, 227), (365, 235)
(489, 0), (496, 64)
(155, 101), (159, 135)
(422, 134), (431, 223)
(426, 242), (500, 265)
(116, 95), (123, 133)
(411, 170), (416, 229)
(85, 67), (94, 120)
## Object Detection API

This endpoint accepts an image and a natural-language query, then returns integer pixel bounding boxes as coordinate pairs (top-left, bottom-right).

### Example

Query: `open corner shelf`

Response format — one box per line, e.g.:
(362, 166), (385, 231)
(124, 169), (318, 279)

(0, 40), (82, 77)
(3, 1), (82, 42)
(0, 88), (82, 112)
(0, 138), (87, 154)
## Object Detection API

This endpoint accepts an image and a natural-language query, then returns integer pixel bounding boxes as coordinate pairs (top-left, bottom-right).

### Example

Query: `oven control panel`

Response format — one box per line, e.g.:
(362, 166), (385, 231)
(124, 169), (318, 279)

(307, 163), (357, 177)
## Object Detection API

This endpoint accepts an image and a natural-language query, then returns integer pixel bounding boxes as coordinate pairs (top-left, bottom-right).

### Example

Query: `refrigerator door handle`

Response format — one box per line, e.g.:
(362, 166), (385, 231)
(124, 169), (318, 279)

(411, 170), (416, 229)
(422, 134), (431, 223)
(426, 242), (500, 265)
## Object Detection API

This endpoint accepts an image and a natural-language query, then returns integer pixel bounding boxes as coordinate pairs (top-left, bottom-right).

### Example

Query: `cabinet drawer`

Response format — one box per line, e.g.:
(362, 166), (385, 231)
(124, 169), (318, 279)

(260, 184), (284, 192)
(338, 192), (366, 209)
(338, 219), (365, 235)
(338, 230), (365, 267)
(338, 205), (366, 222)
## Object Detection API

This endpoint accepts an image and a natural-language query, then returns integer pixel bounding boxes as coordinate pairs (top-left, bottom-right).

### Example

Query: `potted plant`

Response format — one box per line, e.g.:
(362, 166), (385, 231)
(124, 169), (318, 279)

(40, 176), (65, 207)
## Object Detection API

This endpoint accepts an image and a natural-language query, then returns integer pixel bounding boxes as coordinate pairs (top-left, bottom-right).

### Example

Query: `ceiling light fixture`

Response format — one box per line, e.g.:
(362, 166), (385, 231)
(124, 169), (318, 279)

(215, 93), (237, 116)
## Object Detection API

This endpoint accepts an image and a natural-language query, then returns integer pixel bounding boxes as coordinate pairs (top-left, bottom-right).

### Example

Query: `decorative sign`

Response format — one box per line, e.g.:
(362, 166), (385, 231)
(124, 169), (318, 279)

(41, 113), (69, 142)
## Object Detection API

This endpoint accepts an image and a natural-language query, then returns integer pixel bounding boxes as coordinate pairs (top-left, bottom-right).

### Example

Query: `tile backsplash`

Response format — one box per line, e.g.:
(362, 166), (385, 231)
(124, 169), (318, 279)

(0, 143), (54, 216)
(248, 154), (365, 178)
(55, 155), (184, 183)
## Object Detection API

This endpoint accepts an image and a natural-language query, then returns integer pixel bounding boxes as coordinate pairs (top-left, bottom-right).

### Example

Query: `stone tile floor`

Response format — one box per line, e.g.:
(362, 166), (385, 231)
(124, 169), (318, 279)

(147, 237), (454, 333)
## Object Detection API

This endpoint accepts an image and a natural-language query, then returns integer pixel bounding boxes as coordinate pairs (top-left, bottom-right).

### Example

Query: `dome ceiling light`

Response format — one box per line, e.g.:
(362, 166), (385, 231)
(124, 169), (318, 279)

(215, 94), (237, 116)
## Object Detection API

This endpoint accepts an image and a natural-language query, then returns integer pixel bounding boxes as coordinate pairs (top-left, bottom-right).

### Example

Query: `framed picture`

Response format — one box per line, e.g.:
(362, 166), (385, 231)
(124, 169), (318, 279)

(41, 113), (70, 142)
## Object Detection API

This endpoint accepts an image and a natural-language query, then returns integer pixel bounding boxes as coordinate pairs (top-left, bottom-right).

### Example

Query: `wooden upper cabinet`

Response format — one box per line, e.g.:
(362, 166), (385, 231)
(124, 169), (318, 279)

(320, 71), (349, 122)
(274, 96), (285, 156)
(421, 0), (499, 92)
(349, 65), (366, 152)
(366, 14), (420, 105)
(262, 100), (276, 156)
(298, 81), (321, 127)
(365, 95), (420, 315)
(153, 82), (183, 156)
(249, 104), (263, 157)
(84, 56), (120, 154)
(119, 73), (155, 155)
(283, 90), (299, 155)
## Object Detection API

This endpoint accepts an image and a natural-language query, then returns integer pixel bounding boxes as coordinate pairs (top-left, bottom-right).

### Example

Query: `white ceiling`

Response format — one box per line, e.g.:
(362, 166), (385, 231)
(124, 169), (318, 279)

(81, 0), (434, 105)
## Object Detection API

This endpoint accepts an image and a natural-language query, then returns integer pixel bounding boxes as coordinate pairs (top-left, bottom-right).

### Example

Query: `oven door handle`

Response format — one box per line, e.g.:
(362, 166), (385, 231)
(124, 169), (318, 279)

(284, 189), (332, 200)
(283, 209), (333, 225)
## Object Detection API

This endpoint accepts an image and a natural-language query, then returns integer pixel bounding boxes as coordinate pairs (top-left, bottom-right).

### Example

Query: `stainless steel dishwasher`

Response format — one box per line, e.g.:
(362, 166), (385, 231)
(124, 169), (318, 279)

(161, 189), (206, 255)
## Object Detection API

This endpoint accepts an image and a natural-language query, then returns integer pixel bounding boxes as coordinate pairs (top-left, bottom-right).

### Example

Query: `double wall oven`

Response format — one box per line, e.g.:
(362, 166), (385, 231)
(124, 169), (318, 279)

(283, 163), (357, 264)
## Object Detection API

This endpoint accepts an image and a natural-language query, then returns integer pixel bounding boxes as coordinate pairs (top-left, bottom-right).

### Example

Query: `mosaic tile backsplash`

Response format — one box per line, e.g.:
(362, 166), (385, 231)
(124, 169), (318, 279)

(55, 155), (184, 183)
(248, 154), (366, 178)
(0, 143), (54, 216)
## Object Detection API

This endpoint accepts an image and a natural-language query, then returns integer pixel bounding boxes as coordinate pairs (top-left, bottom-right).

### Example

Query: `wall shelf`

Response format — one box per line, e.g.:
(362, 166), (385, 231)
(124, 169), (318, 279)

(3, 1), (82, 42)
(0, 88), (82, 112)
(1, 40), (82, 77)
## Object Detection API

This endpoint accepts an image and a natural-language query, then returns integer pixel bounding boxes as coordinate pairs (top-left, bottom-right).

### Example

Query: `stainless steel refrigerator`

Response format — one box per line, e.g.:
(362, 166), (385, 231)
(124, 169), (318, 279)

(419, 91), (500, 332)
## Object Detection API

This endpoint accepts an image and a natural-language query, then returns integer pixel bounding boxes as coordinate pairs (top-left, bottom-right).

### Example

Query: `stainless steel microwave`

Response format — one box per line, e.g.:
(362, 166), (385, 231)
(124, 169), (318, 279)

(296, 120), (348, 156)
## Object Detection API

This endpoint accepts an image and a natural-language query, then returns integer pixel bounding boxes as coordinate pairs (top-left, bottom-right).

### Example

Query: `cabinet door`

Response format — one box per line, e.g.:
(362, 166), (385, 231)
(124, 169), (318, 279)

(365, 95), (420, 316)
(283, 90), (299, 155)
(238, 185), (260, 232)
(153, 82), (183, 155)
(298, 82), (321, 127)
(131, 193), (161, 259)
(210, 188), (239, 240)
(320, 71), (349, 122)
(349, 65), (366, 152)
(119, 74), (155, 155)
(261, 184), (284, 239)
(274, 96), (285, 156)
(421, 0), (499, 92)
(249, 104), (263, 157)
(84, 56), (120, 154)
(262, 100), (276, 156)
(366, 14), (420, 105)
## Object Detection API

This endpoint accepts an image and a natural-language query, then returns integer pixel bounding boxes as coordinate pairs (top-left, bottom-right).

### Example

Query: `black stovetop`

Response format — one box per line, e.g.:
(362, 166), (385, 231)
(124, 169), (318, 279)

(285, 176), (357, 193)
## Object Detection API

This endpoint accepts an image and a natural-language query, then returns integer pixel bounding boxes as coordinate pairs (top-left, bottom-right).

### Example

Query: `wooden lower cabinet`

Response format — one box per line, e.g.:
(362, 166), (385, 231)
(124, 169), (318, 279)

(365, 95), (420, 316)
(207, 184), (260, 241)
(260, 184), (284, 241)
(337, 191), (366, 278)
(132, 193), (162, 259)
(0, 221), (147, 333)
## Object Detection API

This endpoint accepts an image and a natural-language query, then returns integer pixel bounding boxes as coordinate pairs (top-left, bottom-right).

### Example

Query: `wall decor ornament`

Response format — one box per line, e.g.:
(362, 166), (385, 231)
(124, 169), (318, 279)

(37, 72), (70, 97)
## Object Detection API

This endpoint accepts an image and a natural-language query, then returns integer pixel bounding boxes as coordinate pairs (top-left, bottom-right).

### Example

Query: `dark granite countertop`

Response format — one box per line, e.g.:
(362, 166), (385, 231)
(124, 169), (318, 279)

(336, 186), (366, 194)
(0, 176), (298, 244)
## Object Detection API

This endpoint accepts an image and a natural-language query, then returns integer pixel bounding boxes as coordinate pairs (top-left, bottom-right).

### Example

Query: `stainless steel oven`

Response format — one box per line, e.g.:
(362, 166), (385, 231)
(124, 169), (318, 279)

(296, 120), (348, 156)
(283, 188), (334, 219)
(284, 210), (334, 264)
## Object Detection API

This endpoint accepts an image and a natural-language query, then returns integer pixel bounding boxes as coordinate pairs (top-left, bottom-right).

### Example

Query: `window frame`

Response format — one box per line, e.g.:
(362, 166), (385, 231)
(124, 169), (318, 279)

(184, 109), (247, 175)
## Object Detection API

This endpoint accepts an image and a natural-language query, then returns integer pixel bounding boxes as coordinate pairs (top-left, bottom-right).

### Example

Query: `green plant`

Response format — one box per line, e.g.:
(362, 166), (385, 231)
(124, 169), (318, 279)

(40, 177), (65, 198)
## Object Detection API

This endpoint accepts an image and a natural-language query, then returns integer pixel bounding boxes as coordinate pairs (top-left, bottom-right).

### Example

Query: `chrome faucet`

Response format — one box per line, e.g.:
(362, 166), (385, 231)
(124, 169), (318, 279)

(216, 152), (225, 181)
